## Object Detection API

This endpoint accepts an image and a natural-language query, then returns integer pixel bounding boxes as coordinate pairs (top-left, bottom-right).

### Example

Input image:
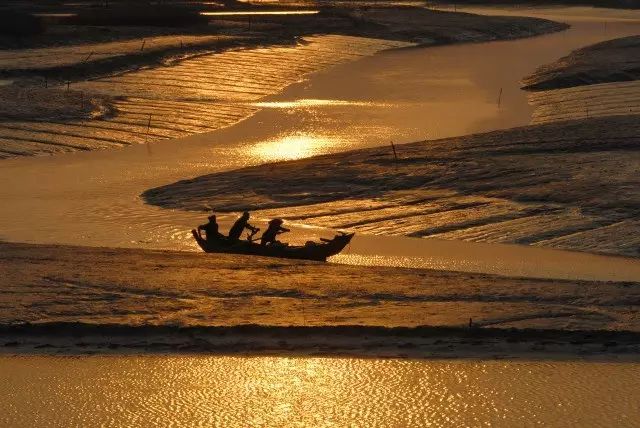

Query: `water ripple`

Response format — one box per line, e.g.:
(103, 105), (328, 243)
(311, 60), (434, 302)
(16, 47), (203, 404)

(0, 357), (638, 427)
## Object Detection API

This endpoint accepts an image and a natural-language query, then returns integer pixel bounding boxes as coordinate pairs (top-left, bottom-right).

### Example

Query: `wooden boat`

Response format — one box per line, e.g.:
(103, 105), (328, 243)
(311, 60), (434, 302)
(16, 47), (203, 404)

(192, 229), (354, 261)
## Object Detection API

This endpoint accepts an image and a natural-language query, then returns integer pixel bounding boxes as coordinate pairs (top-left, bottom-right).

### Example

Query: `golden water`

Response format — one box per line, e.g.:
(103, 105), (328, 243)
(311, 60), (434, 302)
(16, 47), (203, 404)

(201, 10), (319, 16)
(1, 356), (638, 427)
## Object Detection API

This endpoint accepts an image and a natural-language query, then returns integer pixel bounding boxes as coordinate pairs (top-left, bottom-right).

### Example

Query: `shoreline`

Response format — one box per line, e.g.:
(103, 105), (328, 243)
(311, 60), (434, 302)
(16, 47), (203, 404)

(2, 323), (639, 360)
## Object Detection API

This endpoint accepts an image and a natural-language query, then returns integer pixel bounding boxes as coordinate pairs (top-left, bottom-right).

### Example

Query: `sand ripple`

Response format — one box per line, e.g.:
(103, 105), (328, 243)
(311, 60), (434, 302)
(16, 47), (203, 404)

(0, 35), (410, 158)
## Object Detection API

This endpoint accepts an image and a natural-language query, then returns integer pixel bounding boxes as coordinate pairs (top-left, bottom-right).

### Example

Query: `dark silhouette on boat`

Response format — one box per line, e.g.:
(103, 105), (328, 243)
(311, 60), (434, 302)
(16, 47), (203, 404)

(191, 213), (354, 261)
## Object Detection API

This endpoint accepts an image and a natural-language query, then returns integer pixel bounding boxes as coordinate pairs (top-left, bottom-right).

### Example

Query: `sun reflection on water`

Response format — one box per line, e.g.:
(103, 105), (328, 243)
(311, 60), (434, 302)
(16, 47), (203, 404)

(201, 10), (319, 16)
(250, 133), (343, 162)
(252, 99), (393, 109)
(2, 356), (639, 427)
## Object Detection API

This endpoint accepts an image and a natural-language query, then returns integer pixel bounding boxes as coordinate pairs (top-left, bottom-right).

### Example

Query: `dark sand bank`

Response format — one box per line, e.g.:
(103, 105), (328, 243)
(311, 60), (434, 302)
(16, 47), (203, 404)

(0, 86), (111, 121)
(3, 323), (640, 359)
(143, 115), (640, 257)
(524, 35), (640, 90)
(1, 7), (564, 80)
(524, 34), (640, 127)
(0, 34), (264, 82)
(0, 22), (218, 51)
(1, 241), (639, 357)
(429, 0), (640, 9)
(326, 6), (566, 44)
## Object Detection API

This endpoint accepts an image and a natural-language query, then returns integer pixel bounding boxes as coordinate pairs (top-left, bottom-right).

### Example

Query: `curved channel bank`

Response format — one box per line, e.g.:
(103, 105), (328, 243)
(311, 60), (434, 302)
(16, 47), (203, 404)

(0, 7), (639, 281)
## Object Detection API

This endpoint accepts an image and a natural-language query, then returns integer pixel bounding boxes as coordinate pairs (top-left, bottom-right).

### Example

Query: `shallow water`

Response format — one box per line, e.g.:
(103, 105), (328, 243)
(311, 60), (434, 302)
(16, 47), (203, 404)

(0, 356), (638, 427)
(1, 8), (639, 280)
(201, 10), (319, 16)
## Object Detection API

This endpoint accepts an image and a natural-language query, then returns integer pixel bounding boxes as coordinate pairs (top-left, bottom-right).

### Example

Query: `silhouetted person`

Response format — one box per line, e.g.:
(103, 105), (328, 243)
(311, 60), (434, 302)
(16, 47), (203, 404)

(228, 211), (259, 241)
(198, 214), (224, 242)
(260, 218), (290, 246)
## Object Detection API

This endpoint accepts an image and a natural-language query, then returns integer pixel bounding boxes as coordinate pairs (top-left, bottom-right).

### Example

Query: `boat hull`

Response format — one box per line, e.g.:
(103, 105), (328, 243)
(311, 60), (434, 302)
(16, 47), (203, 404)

(192, 230), (354, 262)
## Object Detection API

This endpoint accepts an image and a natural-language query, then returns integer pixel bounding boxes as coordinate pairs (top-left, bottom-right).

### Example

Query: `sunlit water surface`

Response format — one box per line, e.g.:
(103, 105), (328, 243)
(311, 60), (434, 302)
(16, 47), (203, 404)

(201, 10), (319, 16)
(1, 356), (638, 427)
(1, 8), (639, 280)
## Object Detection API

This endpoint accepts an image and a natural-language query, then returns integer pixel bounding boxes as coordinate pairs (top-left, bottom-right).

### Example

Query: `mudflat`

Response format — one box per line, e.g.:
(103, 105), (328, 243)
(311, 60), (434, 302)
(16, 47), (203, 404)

(2, 241), (639, 358)
(143, 115), (640, 258)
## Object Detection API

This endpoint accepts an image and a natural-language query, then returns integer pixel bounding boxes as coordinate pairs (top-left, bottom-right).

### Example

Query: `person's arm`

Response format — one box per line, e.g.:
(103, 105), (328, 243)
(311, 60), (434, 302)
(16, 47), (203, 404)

(276, 227), (290, 235)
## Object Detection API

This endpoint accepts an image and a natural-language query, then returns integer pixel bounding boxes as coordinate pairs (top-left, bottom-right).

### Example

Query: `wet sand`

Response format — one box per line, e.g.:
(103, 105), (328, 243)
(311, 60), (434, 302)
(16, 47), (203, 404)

(145, 115), (640, 258)
(523, 34), (640, 89)
(524, 34), (640, 124)
(2, 240), (640, 358)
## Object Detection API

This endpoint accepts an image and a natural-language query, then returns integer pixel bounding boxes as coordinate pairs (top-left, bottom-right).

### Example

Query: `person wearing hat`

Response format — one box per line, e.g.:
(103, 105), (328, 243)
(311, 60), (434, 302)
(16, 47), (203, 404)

(260, 218), (290, 246)
(228, 211), (259, 242)
(197, 214), (224, 242)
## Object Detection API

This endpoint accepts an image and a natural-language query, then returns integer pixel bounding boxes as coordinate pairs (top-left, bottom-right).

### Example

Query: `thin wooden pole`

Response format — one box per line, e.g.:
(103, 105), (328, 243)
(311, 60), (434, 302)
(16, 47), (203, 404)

(390, 141), (398, 161)
(145, 114), (152, 154)
(146, 113), (152, 140)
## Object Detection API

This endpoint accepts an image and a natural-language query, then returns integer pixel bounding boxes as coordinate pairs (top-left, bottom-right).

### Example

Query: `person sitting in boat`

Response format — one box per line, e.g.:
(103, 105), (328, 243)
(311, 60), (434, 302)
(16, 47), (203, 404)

(260, 218), (290, 246)
(197, 214), (224, 242)
(228, 211), (259, 241)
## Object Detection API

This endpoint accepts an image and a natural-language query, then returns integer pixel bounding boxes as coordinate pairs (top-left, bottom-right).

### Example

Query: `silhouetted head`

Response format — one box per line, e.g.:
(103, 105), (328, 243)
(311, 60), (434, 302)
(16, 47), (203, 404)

(242, 211), (250, 219)
(208, 215), (217, 222)
(269, 218), (283, 225)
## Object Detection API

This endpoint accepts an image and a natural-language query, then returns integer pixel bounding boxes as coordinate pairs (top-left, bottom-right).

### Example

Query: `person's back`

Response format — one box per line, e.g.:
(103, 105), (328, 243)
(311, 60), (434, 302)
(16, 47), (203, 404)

(203, 221), (219, 240)
(198, 215), (223, 242)
(228, 212), (248, 241)
(260, 224), (278, 246)
(260, 219), (289, 246)
(228, 211), (257, 241)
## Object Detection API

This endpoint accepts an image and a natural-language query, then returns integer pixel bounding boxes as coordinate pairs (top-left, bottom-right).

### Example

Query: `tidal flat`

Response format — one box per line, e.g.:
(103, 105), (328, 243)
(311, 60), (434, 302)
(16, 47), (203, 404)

(2, 240), (640, 358)
(1, 3), (640, 426)
(0, 5), (562, 158)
